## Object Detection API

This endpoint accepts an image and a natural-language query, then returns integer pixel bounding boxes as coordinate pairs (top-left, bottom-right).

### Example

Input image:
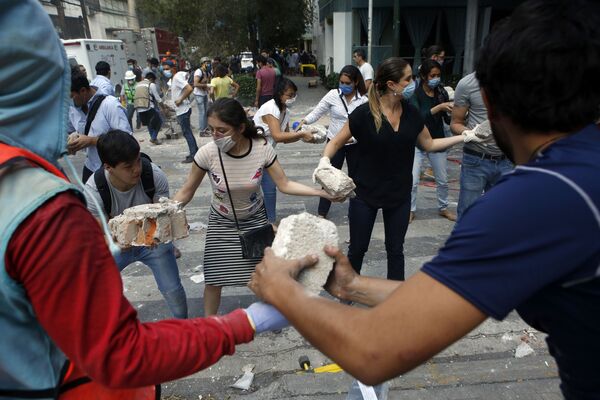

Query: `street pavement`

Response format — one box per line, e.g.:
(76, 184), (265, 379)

(64, 76), (561, 399)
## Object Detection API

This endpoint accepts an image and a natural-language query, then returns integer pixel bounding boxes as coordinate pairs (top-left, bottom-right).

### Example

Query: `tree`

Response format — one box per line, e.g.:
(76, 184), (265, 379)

(136, 0), (311, 59)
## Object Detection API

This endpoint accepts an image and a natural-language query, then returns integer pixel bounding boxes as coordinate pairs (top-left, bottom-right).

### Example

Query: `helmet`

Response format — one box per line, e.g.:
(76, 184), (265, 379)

(124, 70), (136, 80)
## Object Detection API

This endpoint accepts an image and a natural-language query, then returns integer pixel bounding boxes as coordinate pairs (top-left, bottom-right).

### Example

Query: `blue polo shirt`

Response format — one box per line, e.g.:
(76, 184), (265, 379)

(422, 124), (600, 399)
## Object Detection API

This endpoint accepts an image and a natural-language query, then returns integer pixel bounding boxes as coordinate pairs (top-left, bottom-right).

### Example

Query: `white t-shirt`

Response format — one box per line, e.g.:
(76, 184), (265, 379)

(193, 68), (208, 96)
(359, 62), (374, 83)
(168, 71), (192, 116)
(252, 99), (289, 148)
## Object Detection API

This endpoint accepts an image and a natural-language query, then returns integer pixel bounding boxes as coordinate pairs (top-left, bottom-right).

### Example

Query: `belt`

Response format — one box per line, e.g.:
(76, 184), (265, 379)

(463, 147), (506, 161)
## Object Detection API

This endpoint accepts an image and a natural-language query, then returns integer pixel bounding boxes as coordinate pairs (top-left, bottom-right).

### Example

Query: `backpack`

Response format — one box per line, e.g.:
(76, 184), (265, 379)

(93, 154), (155, 217)
(133, 81), (152, 109)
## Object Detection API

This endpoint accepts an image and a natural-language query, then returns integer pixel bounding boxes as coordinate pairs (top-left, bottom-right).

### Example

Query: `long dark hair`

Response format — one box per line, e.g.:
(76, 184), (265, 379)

(368, 57), (410, 131)
(207, 98), (261, 140)
(274, 78), (298, 111)
(421, 44), (444, 59)
(419, 59), (442, 83)
(339, 65), (367, 96)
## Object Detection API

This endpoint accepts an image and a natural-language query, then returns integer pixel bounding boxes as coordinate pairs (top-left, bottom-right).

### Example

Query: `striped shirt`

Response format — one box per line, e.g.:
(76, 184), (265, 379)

(195, 138), (277, 220)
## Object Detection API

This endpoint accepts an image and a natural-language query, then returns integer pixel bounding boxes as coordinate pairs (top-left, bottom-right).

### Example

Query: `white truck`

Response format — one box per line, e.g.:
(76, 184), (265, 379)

(62, 39), (128, 95)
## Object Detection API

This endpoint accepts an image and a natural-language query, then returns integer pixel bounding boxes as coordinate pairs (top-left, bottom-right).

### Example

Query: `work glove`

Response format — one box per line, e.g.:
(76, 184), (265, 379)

(462, 120), (492, 143)
(312, 156), (332, 184)
(244, 302), (289, 334)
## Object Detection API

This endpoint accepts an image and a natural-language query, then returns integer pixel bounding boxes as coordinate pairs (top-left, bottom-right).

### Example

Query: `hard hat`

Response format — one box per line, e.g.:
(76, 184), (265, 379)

(200, 56), (210, 64)
(124, 70), (136, 80)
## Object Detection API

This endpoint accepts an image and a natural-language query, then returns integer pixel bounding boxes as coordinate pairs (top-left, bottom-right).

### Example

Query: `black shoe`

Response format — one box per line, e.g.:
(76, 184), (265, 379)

(182, 155), (194, 163)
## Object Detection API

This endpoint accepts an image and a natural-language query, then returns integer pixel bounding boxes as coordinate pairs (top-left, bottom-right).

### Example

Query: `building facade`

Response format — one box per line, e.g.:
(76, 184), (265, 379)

(315, 0), (523, 80)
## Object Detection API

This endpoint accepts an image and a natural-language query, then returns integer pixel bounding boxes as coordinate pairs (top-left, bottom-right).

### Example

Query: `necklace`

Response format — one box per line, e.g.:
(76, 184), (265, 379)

(528, 136), (563, 161)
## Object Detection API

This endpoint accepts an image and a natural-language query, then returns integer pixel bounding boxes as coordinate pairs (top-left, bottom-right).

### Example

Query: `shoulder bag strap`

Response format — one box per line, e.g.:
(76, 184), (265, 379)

(339, 91), (349, 116)
(84, 95), (106, 136)
(217, 149), (241, 232)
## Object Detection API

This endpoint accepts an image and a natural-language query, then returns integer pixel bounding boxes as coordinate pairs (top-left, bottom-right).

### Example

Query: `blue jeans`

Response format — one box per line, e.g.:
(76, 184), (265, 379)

(261, 171), (277, 223)
(126, 104), (135, 131)
(347, 196), (411, 281)
(411, 148), (449, 212)
(195, 94), (208, 131)
(457, 152), (513, 220)
(176, 109), (198, 156)
(114, 242), (188, 319)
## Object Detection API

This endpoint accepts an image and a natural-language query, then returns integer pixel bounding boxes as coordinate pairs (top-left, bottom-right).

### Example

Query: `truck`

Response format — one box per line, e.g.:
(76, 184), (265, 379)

(62, 39), (128, 94)
(112, 28), (186, 70)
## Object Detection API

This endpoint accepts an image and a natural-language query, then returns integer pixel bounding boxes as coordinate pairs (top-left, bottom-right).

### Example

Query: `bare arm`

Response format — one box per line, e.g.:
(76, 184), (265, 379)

(254, 78), (262, 107)
(323, 122), (352, 158)
(249, 249), (486, 385)
(193, 74), (209, 91)
(263, 114), (312, 144)
(173, 164), (206, 207)
(230, 79), (240, 97)
(417, 126), (463, 153)
(266, 160), (333, 199)
(364, 80), (372, 91)
(175, 84), (194, 106)
(450, 105), (469, 135)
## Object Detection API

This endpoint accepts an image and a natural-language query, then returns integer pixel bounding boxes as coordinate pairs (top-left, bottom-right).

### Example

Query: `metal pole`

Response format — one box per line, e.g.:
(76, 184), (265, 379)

(463, 0), (478, 75)
(79, 0), (91, 39)
(367, 0), (373, 64)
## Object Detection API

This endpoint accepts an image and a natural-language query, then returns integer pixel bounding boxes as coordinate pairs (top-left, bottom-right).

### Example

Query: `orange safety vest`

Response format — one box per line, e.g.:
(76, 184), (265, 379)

(0, 143), (159, 400)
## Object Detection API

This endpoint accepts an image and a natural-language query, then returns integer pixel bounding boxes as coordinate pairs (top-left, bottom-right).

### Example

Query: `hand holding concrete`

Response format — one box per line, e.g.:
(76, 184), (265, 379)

(244, 302), (289, 334)
(313, 157), (356, 200)
(312, 156), (332, 183)
(323, 245), (359, 301)
(462, 120), (492, 143)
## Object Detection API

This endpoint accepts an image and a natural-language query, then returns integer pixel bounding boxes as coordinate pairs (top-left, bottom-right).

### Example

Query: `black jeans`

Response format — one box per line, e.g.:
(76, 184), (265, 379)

(317, 142), (348, 217)
(347, 196), (411, 281)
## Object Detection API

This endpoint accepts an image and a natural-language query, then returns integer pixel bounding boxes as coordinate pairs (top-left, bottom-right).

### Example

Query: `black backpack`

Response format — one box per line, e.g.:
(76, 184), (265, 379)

(93, 154), (155, 217)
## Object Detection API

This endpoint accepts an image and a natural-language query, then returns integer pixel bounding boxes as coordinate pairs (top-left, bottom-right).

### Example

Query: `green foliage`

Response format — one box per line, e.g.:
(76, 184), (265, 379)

(324, 72), (340, 90)
(136, 0), (312, 58)
(317, 64), (326, 82)
(235, 74), (257, 105)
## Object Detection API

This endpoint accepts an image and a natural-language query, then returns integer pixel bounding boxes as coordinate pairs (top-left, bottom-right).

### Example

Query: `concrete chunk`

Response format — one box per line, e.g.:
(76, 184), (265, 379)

(315, 166), (356, 199)
(271, 212), (338, 294)
(109, 198), (189, 247)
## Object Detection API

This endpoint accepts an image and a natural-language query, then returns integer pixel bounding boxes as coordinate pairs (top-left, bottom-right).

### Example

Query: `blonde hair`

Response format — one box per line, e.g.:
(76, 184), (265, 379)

(367, 57), (410, 132)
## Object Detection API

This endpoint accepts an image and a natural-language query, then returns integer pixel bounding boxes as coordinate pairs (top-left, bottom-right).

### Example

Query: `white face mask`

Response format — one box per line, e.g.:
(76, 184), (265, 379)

(285, 96), (297, 107)
(214, 135), (236, 152)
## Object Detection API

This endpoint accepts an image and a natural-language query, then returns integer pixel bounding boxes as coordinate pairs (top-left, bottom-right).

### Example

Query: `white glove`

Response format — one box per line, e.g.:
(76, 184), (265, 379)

(462, 120), (492, 143)
(312, 156), (331, 183)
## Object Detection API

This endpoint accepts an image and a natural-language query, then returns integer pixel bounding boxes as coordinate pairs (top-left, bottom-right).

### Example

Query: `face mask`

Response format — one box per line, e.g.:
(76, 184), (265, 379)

(285, 97), (297, 107)
(339, 83), (353, 95)
(127, 80), (134, 85)
(401, 80), (416, 99)
(428, 77), (441, 88)
(163, 70), (173, 79)
(127, 64), (133, 70)
(214, 135), (236, 152)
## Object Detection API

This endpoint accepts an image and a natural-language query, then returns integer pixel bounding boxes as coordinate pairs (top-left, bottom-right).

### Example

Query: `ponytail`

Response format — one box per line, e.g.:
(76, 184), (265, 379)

(367, 82), (384, 132)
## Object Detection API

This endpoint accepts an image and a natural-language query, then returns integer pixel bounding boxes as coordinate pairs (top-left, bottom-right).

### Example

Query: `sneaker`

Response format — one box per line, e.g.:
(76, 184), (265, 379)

(439, 209), (457, 222)
(409, 211), (416, 224)
(150, 139), (162, 145)
(174, 246), (181, 259)
(182, 155), (194, 163)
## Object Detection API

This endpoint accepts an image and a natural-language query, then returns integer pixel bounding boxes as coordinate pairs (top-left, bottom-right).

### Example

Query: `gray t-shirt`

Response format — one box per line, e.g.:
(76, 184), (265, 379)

(85, 163), (170, 218)
(454, 72), (503, 156)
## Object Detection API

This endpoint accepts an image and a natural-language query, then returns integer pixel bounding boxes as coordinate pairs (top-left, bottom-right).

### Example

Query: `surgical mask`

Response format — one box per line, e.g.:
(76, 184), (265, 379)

(401, 80), (416, 99)
(214, 135), (236, 152)
(339, 83), (353, 95)
(428, 77), (441, 88)
(163, 70), (173, 79)
(127, 80), (134, 85)
(285, 97), (296, 107)
(127, 64), (133, 70)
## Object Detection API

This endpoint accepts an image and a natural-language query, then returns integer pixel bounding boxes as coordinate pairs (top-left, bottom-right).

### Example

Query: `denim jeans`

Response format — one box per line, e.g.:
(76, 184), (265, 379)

(176, 109), (198, 156)
(195, 94), (208, 131)
(411, 148), (449, 212)
(126, 103), (135, 131)
(318, 142), (347, 217)
(457, 152), (513, 220)
(347, 196), (411, 281)
(114, 242), (188, 319)
(144, 108), (162, 141)
(261, 171), (277, 223)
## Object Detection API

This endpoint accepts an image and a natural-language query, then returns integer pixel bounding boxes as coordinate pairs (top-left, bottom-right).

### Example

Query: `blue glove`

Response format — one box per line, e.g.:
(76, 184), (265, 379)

(245, 302), (290, 333)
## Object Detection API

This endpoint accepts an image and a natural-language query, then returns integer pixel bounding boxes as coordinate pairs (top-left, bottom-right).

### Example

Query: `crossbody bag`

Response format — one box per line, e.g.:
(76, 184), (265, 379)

(217, 149), (274, 259)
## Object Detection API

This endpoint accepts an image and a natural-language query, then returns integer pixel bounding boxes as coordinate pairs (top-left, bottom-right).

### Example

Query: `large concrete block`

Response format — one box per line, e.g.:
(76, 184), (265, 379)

(314, 165), (356, 199)
(271, 212), (338, 294)
(109, 198), (189, 247)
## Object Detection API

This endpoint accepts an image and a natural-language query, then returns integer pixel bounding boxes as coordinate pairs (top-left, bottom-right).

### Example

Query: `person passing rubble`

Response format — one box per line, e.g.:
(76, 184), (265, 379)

(298, 65), (368, 218)
(314, 57), (480, 281)
(249, 1), (600, 398)
(174, 98), (339, 316)
(253, 78), (316, 223)
(0, 2), (288, 398)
